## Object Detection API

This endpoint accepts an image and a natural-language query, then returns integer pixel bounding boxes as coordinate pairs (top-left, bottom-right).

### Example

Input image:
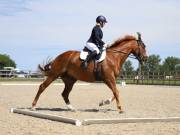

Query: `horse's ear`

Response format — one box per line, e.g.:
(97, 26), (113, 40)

(137, 32), (142, 41)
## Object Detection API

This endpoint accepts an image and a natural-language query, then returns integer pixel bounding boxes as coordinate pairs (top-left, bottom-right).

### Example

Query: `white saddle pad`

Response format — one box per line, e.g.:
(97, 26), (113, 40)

(80, 50), (106, 62)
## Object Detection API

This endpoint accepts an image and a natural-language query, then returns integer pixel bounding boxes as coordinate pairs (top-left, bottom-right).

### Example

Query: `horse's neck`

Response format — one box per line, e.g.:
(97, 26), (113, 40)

(110, 42), (134, 61)
(109, 41), (135, 74)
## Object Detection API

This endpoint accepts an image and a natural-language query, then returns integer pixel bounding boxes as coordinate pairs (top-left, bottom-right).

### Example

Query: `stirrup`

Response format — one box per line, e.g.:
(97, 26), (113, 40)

(82, 61), (88, 69)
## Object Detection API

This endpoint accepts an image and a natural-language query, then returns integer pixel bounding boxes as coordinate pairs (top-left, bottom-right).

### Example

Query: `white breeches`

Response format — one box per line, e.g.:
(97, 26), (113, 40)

(85, 42), (100, 54)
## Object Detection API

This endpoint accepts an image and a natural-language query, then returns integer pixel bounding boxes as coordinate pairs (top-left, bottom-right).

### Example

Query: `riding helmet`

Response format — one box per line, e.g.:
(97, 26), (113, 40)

(96, 15), (107, 23)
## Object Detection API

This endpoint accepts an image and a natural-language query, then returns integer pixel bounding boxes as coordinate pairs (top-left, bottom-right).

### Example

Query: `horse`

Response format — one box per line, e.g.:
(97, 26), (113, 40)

(32, 33), (148, 113)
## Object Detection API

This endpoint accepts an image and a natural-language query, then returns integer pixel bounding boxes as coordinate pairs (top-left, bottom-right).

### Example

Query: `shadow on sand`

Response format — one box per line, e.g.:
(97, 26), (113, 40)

(19, 107), (117, 113)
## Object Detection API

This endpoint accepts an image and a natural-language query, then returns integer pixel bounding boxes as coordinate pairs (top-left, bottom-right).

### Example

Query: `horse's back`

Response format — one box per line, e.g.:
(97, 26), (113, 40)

(54, 50), (96, 82)
(57, 50), (80, 58)
(54, 50), (79, 64)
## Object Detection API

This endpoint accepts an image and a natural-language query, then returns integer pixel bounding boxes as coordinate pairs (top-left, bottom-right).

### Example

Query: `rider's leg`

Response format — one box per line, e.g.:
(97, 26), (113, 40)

(82, 42), (100, 69)
(82, 50), (97, 69)
(85, 42), (100, 53)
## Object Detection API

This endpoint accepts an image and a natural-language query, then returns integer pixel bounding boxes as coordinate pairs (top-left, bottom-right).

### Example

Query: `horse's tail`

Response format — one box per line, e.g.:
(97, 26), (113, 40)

(38, 61), (52, 76)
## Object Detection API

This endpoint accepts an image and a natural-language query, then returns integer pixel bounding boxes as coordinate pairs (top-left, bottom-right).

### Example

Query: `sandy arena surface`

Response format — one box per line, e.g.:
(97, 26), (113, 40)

(0, 82), (180, 135)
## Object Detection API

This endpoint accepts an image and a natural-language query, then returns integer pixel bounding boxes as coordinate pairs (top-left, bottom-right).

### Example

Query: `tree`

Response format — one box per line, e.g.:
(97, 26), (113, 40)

(161, 56), (180, 73)
(122, 60), (134, 75)
(175, 64), (180, 72)
(0, 54), (16, 69)
(141, 54), (161, 72)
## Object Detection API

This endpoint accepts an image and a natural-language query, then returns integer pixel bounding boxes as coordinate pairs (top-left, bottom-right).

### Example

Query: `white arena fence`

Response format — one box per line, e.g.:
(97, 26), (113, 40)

(120, 71), (180, 86)
(0, 69), (43, 78)
(0, 69), (180, 85)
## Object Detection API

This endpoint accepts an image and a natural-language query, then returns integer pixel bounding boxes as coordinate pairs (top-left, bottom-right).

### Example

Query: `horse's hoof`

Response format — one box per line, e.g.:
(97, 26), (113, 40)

(66, 104), (76, 112)
(31, 106), (36, 111)
(99, 100), (104, 106)
(99, 99), (111, 106)
(69, 107), (76, 112)
(119, 110), (124, 114)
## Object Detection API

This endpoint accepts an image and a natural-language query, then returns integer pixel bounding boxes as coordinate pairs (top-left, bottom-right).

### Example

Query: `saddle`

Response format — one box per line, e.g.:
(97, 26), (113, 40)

(80, 47), (106, 62)
(80, 47), (106, 81)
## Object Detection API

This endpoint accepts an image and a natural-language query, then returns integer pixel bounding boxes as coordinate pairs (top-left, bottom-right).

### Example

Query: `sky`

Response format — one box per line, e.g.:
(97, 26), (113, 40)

(0, 0), (180, 70)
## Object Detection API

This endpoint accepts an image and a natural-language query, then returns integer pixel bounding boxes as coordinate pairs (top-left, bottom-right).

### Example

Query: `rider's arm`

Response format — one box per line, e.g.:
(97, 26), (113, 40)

(93, 26), (105, 48)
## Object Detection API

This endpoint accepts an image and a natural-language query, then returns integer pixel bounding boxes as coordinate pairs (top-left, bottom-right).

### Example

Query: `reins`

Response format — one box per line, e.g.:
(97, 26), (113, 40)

(107, 49), (137, 60)
(106, 39), (142, 60)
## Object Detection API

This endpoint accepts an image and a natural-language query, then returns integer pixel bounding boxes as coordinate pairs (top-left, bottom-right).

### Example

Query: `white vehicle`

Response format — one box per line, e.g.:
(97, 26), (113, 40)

(14, 69), (28, 78)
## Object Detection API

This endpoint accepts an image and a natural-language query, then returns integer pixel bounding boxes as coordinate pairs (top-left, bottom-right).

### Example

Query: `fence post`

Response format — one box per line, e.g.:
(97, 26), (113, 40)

(169, 72), (171, 85)
(152, 72), (154, 85)
(138, 62), (141, 85)
(175, 72), (177, 85)
(163, 72), (165, 85)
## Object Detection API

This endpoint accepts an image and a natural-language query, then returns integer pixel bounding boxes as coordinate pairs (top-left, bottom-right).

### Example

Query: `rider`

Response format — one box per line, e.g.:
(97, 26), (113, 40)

(82, 15), (108, 69)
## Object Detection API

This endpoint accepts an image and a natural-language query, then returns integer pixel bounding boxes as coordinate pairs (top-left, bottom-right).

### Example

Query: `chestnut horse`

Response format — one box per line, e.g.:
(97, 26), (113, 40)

(32, 33), (147, 113)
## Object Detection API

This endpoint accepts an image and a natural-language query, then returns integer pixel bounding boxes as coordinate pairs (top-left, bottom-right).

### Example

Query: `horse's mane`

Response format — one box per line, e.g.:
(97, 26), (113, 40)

(109, 35), (136, 48)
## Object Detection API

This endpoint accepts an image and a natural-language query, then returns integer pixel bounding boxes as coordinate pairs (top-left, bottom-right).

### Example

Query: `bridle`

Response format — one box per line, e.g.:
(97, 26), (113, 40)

(107, 39), (142, 60)
(107, 49), (137, 59)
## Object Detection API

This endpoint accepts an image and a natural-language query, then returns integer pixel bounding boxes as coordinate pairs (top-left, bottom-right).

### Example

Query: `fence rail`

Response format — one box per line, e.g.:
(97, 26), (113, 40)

(120, 71), (180, 86)
(0, 70), (43, 78)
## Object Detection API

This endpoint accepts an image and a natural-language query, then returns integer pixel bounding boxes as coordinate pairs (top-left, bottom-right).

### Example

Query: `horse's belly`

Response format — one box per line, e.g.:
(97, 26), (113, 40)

(67, 68), (96, 82)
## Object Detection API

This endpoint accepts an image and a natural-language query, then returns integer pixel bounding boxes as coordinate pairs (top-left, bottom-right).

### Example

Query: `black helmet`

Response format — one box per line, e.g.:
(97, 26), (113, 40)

(96, 15), (107, 23)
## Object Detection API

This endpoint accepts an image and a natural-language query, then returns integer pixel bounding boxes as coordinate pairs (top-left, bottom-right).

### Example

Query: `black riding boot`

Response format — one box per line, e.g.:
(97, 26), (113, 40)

(82, 51), (97, 69)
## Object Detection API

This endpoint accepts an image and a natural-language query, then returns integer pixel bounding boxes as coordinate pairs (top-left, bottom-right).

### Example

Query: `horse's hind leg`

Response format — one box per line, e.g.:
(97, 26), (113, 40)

(61, 76), (76, 111)
(32, 76), (55, 109)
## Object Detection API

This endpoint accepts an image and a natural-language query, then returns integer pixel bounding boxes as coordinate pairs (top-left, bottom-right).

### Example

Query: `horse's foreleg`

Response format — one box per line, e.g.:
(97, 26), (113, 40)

(32, 76), (55, 109)
(61, 77), (76, 111)
(105, 80), (123, 113)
